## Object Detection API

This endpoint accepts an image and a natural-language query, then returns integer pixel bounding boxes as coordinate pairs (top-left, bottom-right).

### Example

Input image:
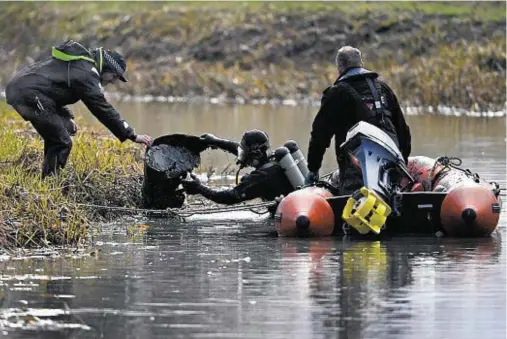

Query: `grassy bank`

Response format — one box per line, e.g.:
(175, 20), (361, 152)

(0, 104), (146, 249)
(0, 1), (505, 111)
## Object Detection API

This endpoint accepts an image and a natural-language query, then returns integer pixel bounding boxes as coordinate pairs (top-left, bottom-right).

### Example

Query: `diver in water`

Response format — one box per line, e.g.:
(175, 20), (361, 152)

(181, 130), (295, 205)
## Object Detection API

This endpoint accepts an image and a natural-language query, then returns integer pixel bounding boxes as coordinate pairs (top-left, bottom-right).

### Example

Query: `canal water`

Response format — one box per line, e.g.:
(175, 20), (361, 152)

(0, 101), (505, 338)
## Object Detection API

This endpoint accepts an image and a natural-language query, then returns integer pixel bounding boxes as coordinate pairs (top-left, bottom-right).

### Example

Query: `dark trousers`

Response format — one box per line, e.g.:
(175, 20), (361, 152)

(12, 104), (73, 178)
(339, 165), (364, 195)
(337, 156), (364, 195)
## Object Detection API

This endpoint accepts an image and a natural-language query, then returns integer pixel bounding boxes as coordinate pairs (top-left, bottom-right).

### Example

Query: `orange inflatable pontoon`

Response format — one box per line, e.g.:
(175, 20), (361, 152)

(274, 156), (502, 238)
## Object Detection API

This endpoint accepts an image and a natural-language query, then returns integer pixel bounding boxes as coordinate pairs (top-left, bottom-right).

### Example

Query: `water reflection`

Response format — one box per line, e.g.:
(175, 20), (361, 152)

(277, 236), (504, 339)
(0, 221), (504, 339)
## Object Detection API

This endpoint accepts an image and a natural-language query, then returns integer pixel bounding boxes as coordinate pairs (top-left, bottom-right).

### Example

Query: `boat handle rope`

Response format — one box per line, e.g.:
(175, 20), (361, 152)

(430, 156), (480, 186)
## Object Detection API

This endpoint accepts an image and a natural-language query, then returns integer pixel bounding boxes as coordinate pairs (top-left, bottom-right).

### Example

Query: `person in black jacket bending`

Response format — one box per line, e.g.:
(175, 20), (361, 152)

(5, 40), (152, 178)
(181, 130), (294, 205)
(305, 46), (412, 194)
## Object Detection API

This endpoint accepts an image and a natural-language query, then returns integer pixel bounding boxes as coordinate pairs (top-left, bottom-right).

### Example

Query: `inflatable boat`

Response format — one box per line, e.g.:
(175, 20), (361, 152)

(274, 122), (502, 238)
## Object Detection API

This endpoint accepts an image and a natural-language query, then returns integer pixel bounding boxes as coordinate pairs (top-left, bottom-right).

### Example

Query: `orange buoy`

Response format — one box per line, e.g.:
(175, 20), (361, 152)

(274, 187), (335, 237)
(440, 183), (501, 237)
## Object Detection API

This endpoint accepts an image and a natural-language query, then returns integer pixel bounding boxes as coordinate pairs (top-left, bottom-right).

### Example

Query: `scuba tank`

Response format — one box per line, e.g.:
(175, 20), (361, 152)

(283, 140), (310, 177)
(274, 146), (305, 189)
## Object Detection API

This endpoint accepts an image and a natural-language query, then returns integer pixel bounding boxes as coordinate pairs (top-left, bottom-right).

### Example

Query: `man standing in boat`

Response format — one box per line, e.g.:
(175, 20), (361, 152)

(5, 40), (152, 178)
(181, 130), (294, 206)
(304, 46), (412, 194)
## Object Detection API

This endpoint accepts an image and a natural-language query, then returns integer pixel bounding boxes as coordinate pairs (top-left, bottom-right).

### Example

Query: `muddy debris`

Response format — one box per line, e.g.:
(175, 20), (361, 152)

(142, 135), (207, 210)
(146, 144), (200, 178)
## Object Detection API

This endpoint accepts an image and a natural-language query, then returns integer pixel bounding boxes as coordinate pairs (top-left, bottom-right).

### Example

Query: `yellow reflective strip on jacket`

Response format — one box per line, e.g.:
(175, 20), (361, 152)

(51, 46), (96, 64)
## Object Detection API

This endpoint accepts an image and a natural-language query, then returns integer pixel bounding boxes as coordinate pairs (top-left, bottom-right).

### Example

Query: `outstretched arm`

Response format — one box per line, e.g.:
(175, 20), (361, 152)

(71, 65), (135, 142)
(181, 174), (243, 205)
(201, 134), (240, 156)
(182, 170), (269, 205)
(190, 185), (244, 205)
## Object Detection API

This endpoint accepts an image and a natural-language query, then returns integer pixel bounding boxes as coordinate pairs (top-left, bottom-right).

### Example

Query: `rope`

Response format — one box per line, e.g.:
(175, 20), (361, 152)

(430, 156), (505, 197)
(177, 201), (276, 217)
(320, 170), (335, 180)
(436, 156), (462, 167)
(75, 203), (180, 217)
(75, 200), (276, 220)
(430, 156), (480, 188)
(490, 181), (503, 197)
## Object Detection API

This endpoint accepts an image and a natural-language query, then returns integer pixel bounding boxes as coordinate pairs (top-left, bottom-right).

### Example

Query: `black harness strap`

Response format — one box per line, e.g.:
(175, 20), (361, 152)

(365, 77), (385, 125)
(336, 79), (391, 124)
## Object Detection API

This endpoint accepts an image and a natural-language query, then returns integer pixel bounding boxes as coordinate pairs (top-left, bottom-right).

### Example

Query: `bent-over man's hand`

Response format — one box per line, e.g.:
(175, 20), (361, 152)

(70, 119), (78, 135)
(134, 134), (153, 147)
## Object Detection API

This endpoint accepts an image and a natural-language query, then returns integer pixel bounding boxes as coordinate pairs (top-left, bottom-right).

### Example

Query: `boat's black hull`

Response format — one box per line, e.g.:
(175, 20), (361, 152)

(328, 192), (449, 236)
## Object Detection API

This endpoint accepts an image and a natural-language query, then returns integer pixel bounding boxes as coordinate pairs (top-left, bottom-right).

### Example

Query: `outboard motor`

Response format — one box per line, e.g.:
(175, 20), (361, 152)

(283, 140), (309, 177)
(339, 121), (414, 235)
(274, 146), (305, 190)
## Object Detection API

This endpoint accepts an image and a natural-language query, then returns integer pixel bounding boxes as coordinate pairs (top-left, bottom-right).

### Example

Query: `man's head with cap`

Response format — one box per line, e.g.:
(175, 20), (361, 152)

(100, 49), (128, 85)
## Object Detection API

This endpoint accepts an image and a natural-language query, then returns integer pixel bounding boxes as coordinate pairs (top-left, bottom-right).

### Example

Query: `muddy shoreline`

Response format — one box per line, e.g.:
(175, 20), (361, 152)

(0, 2), (505, 111)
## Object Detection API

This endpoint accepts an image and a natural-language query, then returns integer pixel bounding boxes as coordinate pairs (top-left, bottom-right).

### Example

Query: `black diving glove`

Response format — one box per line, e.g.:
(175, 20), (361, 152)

(305, 171), (319, 185)
(199, 133), (239, 155)
(182, 173), (243, 204)
(181, 174), (204, 195)
(200, 133), (220, 149)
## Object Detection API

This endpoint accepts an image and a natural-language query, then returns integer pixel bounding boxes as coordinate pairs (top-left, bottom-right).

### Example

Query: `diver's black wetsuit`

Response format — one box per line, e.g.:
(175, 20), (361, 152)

(187, 137), (294, 204)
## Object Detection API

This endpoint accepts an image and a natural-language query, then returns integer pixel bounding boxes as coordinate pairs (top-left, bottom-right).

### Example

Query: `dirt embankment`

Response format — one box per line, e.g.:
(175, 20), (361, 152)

(0, 2), (505, 111)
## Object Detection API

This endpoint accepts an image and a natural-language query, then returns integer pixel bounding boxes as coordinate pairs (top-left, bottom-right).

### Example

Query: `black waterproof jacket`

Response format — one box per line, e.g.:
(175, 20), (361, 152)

(5, 40), (135, 142)
(307, 68), (411, 173)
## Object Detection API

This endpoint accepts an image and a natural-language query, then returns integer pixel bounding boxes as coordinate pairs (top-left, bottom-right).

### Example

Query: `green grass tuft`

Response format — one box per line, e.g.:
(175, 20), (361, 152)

(0, 105), (146, 249)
